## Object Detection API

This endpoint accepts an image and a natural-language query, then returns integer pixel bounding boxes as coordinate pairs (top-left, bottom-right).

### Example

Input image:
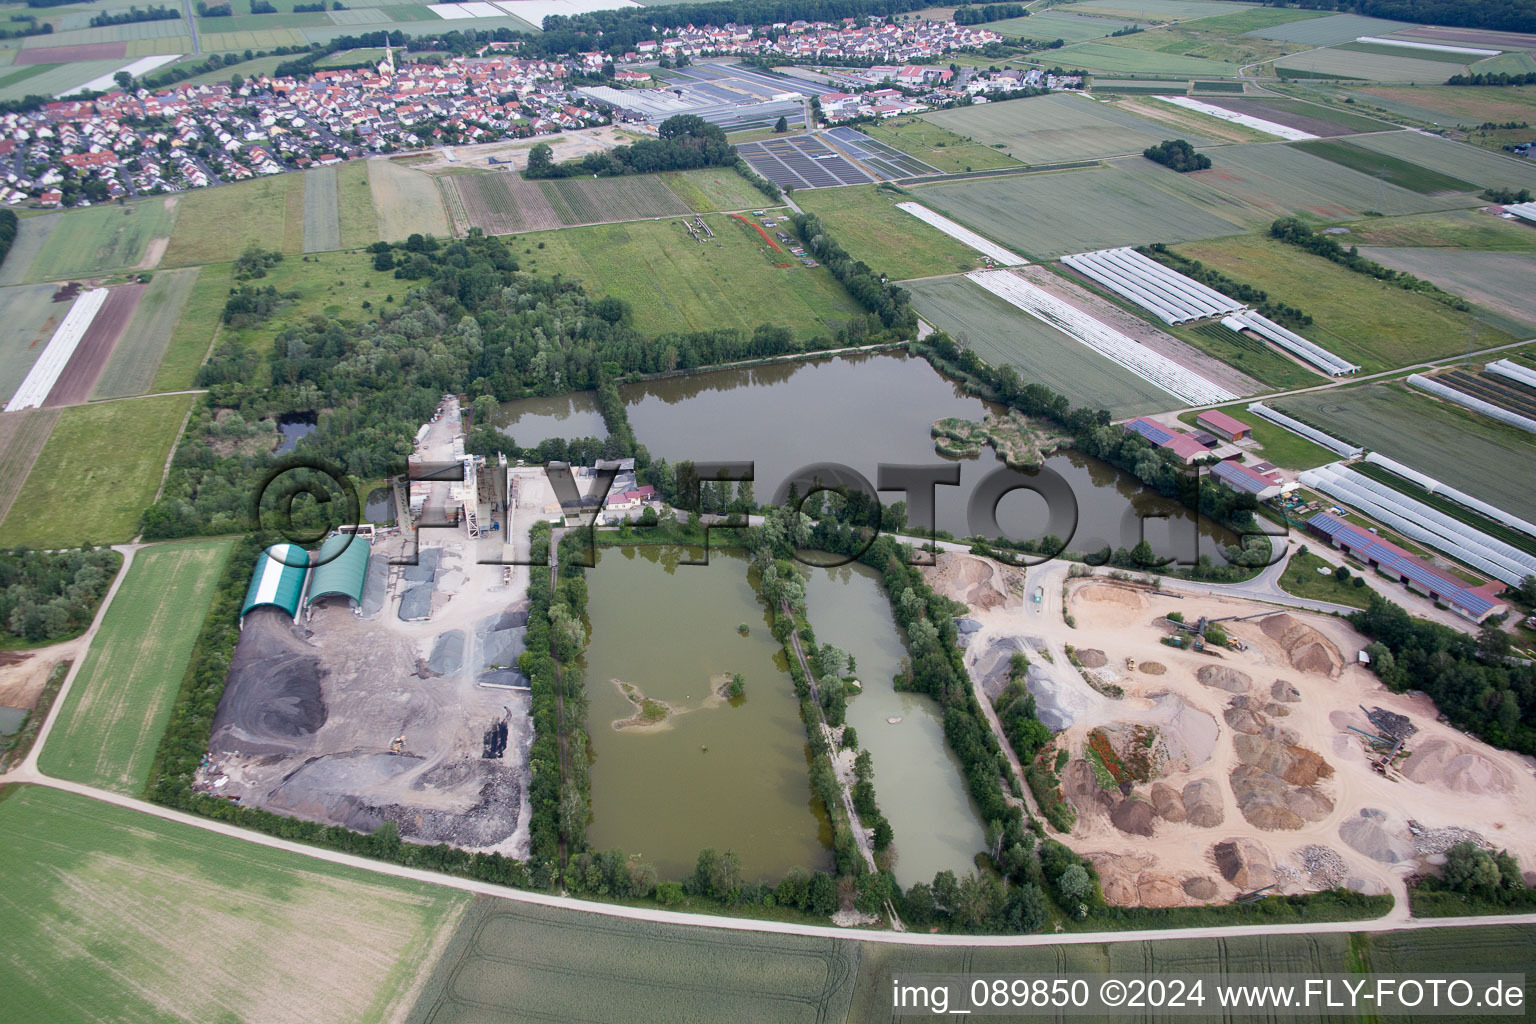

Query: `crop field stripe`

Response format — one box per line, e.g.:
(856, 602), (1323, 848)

(0, 215), (56, 288)
(37, 538), (235, 793)
(334, 159), (380, 248)
(23, 199), (174, 283)
(0, 408), (61, 528)
(1274, 46), (1471, 81)
(90, 268), (200, 400)
(5, 288), (108, 412)
(1345, 130), (1536, 193)
(368, 158), (452, 242)
(0, 392), (196, 548)
(303, 165), (343, 252)
(0, 785), (469, 1024)
(165, 178), (310, 267)
(791, 186), (988, 281)
(41, 284), (143, 408)
(0, 282), (66, 405)
(1290, 138), (1480, 195)
(150, 265), (225, 393)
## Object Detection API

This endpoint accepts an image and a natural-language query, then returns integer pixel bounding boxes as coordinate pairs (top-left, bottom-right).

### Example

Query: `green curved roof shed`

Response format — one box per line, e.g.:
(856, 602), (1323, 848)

(241, 544), (310, 621)
(306, 533), (371, 608)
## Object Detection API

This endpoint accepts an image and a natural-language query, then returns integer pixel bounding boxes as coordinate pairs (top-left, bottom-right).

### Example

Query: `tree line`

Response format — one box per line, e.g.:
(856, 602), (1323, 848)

(1141, 243), (1311, 330)
(790, 212), (919, 335)
(1235, 0), (1536, 33)
(0, 210), (18, 270)
(89, 5), (179, 26)
(524, 115), (734, 179)
(1269, 217), (1471, 311)
(0, 547), (122, 644)
(953, 3), (1027, 24)
(1447, 71), (1536, 86)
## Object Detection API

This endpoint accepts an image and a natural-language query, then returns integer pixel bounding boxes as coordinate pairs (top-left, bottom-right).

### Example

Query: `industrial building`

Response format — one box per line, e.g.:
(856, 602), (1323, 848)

(1210, 459), (1282, 500)
(1306, 514), (1508, 623)
(305, 533), (372, 612)
(1124, 417), (1210, 464)
(240, 535), (375, 625)
(241, 544), (311, 624)
(1197, 409), (1251, 442)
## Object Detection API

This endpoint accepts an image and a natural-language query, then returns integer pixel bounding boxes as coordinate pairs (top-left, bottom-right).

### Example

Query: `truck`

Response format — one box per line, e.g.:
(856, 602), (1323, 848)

(1033, 585), (1044, 605)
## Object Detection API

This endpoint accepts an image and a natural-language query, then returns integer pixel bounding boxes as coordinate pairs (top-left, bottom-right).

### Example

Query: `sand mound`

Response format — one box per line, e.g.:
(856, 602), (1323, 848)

(1224, 705), (1266, 734)
(1138, 873), (1185, 908)
(1182, 876), (1220, 899)
(1401, 738), (1513, 795)
(1074, 583), (1146, 610)
(1182, 779), (1225, 827)
(1089, 853), (1139, 906)
(1231, 728), (1335, 830)
(1339, 808), (1415, 864)
(1064, 758), (1113, 819)
(925, 553), (1018, 611)
(1111, 797), (1157, 836)
(1141, 661), (1166, 675)
(1077, 648), (1107, 668)
(1197, 665), (1252, 693)
(1213, 838), (1276, 890)
(1141, 692), (1219, 770)
(1260, 614), (1343, 676)
(1272, 680), (1302, 702)
(1150, 782), (1186, 822)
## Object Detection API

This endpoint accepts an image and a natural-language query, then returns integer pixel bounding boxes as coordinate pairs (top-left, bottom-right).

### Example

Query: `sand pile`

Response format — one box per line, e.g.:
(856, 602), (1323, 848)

(1110, 797), (1157, 836)
(1182, 779), (1225, 827)
(1139, 873), (1185, 908)
(1141, 692), (1218, 769)
(1401, 738), (1513, 795)
(1339, 808), (1415, 864)
(1213, 838), (1276, 890)
(1259, 614), (1343, 676)
(1231, 727), (1335, 830)
(1141, 661), (1166, 675)
(1224, 704), (1266, 735)
(1150, 782), (1185, 822)
(1073, 583), (1146, 612)
(1064, 758), (1113, 819)
(1077, 648), (1107, 668)
(1087, 853), (1186, 908)
(1271, 680), (1302, 703)
(1197, 665), (1252, 693)
(925, 553), (1016, 610)
(1182, 876), (1220, 899)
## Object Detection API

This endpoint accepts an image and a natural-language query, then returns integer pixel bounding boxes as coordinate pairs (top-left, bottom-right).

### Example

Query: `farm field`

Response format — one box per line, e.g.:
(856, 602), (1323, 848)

(1063, 0), (1248, 20)
(793, 186), (986, 280)
(369, 157), (453, 240)
(198, 27), (309, 50)
(1202, 95), (1398, 134)
(540, 175), (692, 226)
(1170, 319), (1324, 391)
(1099, 18), (1296, 66)
(405, 898), (857, 1024)
(176, 52), (290, 87)
(988, 10), (1140, 43)
(0, 392), (194, 548)
(1193, 143), (1479, 219)
(1346, 130), (1536, 193)
(334, 158), (381, 248)
(1337, 209), (1536, 251)
(1274, 46), (1471, 82)
(303, 165), (343, 252)
(858, 117), (1022, 174)
(162, 175), (305, 267)
(1108, 95), (1279, 144)
(1278, 382), (1536, 514)
(516, 216), (860, 337)
(914, 158), (1258, 258)
(23, 198), (175, 282)
(1050, 40), (1241, 76)
(661, 167), (778, 212)
(0, 408), (61, 528)
(90, 268), (200, 399)
(1291, 137), (1479, 195)
(0, 282), (66, 404)
(0, 213), (57, 287)
(1173, 234), (1517, 371)
(150, 264), (226, 393)
(1176, 403), (1333, 469)
(0, 785), (468, 1024)
(37, 538), (232, 793)
(1358, 247), (1536, 327)
(923, 93), (1213, 165)
(1334, 39), (1475, 64)
(1243, 12), (1412, 45)
(1349, 84), (1536, 125)
(905, 274), (1176, 417)
(0, 58), (123, 102)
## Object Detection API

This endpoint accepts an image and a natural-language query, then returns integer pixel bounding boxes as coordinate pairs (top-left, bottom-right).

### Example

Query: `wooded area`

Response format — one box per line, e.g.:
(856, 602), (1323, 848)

(0, 547), (122, 645)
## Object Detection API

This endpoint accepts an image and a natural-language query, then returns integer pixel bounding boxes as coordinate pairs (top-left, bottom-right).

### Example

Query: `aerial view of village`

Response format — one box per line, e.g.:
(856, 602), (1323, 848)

(0, 0), (1534, 1018)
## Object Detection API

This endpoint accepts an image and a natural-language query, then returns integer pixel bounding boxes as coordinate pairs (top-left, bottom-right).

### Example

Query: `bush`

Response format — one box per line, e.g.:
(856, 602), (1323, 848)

(1143, 139), (1210, 172)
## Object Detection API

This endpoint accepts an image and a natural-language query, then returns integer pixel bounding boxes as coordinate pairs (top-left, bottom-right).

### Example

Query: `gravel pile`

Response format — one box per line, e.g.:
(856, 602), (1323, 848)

(1299, 844), (1346, 888)
(1411, 823), (1489, 856)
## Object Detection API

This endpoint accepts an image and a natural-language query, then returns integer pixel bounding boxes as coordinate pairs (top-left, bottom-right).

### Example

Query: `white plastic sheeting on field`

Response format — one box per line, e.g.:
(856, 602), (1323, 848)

(1364, 452), (1536, 539)
(967, 270), (1237, 406)
(1222, 311), (1359, 376)
(1246, 403), (1363, 458)
(1486, 358), (1536, 392)
(1300, 463), (1536, 588)
(1408, 373), (1536, 435)
(1154, 95), (1319, 141)
(4, 288), (108, 412)
(895, 203), (1027, 266)
(1061, 247), (1244, 324)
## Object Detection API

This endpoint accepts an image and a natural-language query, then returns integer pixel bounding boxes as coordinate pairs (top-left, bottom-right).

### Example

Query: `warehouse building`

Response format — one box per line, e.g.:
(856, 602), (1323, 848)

(1197, 409), (1251, 442)
(1306, 514), (1508, 623)
(1124, 417), (1209, 464)
(240, 544), (310, 625)
(1211, 459), (1282, 500)
(305, 533), (372, 613)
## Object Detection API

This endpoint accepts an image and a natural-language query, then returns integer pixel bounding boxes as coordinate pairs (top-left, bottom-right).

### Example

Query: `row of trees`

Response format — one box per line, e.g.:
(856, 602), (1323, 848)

(1235, 0), (1536, 33)
(1269, 217), (1471, 310)
(1140, 243), (1312, 330)
(0, 210), (17, 271)
(525, 115), (735, 178)
(953, 3), (1027, 24)
(0, 547), (122, 644)
(1352, 593), (1536, 754)
(790, 212), (919, 335)
(1447, 71), (1536, 86)
(89, 4), (179, 26)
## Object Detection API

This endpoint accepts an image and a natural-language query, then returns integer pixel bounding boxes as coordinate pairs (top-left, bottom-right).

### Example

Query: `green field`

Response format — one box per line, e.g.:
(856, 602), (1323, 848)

(1275, 46), (1471, 82)
(37, 538), (231, 792)
(0, 785), (467, 1024)
(923, 93), (1212, 165)
(1276, 548), (1382, 608)
(905, 274), (1177, 417)
(1177, 403), (1334, 468)
(150, 264), (227, 392)
(91, 268), (200, 399)
(0, 393), (194, 548)
(1278, 382), (1536, 514)
(303, 165), (342, 253)
(23, 198), (176, 282)
(0, 213), (57, 287)
(1291, 137), (1479, 195)
(1347, 130), (1536, 193)
(369, 157), (452, 241)
(1197, 142), (1479, 218)
(1243, 11), (1412, 45)
(335, 158), (381, 248)
(915, 159), (1256, 258)
(1357, 247), (1536, 328)
(1173, 234), (1516, 371)
(0, 58), (123, 102)
(162, 174), (307, 267)
(1051, 40), (1241, 75)
(1334, 39), (1476, 64)
(0, 282), (64, 403)
(1337, 209), (1536, 251)
(1173, 320), (1324, 392)
(175, 52), (291, 87)
(792, 186), (989, 280)
(858, 117), (1022, 174)
(1351, 84), (1536, 126)
(989, 10), (1140, 43)
(1065, 0), (1250, 20)
(0, 407), (60, 529)
(516, 216), (860, 338)
(659, 167), (779, 213)
(1098, 17), (1297, 66)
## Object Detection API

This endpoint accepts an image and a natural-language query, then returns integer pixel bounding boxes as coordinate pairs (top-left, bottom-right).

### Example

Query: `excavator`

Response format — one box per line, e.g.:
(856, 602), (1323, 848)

(389, 735), (406, 755)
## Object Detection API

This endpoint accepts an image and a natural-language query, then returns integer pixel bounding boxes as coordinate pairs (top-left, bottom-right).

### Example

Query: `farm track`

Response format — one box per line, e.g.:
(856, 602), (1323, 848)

(0, 408), (61, 526)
